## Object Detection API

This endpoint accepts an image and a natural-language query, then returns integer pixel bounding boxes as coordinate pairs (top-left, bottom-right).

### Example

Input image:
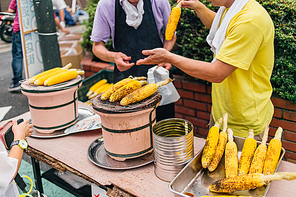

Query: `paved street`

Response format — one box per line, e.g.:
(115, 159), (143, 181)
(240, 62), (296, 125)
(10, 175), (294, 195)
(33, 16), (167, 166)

(0, 25), (86, 121)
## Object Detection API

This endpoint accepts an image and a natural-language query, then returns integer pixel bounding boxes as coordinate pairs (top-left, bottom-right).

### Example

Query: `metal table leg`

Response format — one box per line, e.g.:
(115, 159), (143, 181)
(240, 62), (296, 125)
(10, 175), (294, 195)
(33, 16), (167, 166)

(31, 157), (44, 194)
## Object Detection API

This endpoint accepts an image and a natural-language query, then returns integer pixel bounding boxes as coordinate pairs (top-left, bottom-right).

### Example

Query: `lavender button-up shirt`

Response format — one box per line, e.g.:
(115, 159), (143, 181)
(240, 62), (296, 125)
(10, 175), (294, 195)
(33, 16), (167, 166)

(90, 0), (172, 47)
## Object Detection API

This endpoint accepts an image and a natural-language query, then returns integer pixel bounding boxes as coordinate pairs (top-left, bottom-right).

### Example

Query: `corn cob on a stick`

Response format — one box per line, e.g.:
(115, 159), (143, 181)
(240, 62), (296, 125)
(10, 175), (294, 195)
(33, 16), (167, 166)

(208, 113), (228, 172)
(238, 129), (257, 176)
(109, 80), (147, 102)
(201, 118), (222, 169)
(101, 77), (134, 101)
(120, 78), (173, 106)
(88, 83), (113, 99)
(44, 69), (84, 86)
(249, 125), (269, 174)
(165, 0), (183, 41)
(209, 172), (296, 194)
(225, 128), (238, 178)
(263, 127), (283, 175)
(86, 79), (108, 97)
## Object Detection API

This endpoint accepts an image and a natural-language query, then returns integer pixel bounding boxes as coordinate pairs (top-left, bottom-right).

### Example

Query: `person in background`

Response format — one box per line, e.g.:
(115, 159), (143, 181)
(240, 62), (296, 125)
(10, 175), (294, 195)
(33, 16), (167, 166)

(136, 0), (275, 139)
(91, 0), (177, 121)
(52, 0), (76, 27)
(54, 12), (70, 34)
(7, 0), (22, 92)
(0, 120), (33, 197)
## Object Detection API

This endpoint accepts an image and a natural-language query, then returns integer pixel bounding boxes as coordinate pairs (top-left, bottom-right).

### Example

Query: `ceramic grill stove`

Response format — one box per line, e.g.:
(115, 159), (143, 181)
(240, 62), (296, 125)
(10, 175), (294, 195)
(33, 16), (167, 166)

(21, 76), (82, 134)
(92, 92), (162, 161)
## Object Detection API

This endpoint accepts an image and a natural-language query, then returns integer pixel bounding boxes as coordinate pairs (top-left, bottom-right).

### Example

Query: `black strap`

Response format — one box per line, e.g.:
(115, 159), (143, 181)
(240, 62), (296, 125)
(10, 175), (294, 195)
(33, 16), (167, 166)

(15, 173), (27, 193)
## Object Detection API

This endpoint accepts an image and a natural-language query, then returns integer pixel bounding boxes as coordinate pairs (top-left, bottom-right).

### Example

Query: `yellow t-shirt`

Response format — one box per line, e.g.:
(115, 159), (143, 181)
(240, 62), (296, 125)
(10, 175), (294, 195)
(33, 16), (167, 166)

(212, 0), (275, 137)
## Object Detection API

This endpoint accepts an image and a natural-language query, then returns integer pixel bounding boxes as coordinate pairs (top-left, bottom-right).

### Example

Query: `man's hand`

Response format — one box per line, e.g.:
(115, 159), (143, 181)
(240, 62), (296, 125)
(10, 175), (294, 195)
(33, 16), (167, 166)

(178, 0), (203, 10)
(114, 52), (134, 72)
(136, 48), (170, 66)
(157, 63), (172, 70)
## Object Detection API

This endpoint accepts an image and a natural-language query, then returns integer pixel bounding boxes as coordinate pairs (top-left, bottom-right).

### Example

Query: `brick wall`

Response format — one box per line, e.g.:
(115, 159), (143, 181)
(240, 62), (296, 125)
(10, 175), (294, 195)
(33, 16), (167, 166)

(174, 75), (296, 162)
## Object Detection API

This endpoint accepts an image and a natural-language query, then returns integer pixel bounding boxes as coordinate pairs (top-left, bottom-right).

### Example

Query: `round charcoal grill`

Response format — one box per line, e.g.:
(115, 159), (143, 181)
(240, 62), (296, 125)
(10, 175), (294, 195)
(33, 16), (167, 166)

(92, 92), (162, 161)
(21, 76), (82, 133)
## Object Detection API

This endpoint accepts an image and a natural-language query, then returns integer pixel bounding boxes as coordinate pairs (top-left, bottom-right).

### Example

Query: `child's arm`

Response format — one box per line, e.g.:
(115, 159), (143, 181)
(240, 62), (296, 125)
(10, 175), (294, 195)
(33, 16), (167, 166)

(8, 120), (33, 180)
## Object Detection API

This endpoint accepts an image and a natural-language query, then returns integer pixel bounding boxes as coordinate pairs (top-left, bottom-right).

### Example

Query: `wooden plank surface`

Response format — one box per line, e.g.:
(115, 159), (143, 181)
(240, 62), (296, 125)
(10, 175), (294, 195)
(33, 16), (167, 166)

(1, 102), (296, 197)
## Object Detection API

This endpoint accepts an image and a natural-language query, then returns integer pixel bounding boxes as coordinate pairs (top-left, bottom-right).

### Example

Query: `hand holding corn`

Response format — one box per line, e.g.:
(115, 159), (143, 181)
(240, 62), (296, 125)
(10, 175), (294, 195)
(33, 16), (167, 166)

(165, 0), (183, 41)
(209, 172), (296, 194)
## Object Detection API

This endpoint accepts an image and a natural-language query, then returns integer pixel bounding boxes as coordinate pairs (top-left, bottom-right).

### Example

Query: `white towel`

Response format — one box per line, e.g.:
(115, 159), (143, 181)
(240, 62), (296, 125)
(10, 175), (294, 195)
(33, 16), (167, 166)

(122, 0), (145, 29)
(206, 0), (249, 62)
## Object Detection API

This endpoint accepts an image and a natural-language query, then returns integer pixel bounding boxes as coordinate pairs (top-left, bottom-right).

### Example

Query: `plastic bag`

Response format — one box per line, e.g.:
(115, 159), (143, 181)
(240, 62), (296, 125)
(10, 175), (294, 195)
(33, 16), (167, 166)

(147, 66), (180, 106)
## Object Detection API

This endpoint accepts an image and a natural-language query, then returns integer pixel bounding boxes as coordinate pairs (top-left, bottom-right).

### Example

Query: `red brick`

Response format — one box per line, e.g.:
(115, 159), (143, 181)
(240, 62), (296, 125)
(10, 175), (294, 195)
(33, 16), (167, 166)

(284, 131), (296, 143)
(285, 151), (296, 162)
(175, 105), (195, 116)
(80, 53), (93, 66)
(84, 71), (95, 78)
(183, 99), (207, 111)
(206, 85), (212, 94)
(271, 97), (287, 108)
(194, 92), (212, 103)
(175, 98), (183, 105)
(286, 101), (296, 111)
(283, 110), (296, 122)
(82, 64), (91, 71)
(182, 81), (206, 93)
(175, 113), (184, 119)
(174, 80), (182, 89)
(198, 127), (209, 137)
(273, 108), (282, 118)
(196, 111), (211, 121)
(178, 89), (194, 99)
(207, 104), (212, 112)
(269, 126), (277, 137)
(282, 140), (296, 152)
(270, 118), (296, 132)
(185, 116), (208, 129)
(90, 62), (112, 72)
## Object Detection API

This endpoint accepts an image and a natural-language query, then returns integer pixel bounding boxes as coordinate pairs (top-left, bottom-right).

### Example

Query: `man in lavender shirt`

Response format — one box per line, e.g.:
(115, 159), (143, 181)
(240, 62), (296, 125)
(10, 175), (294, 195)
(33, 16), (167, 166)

(91, 0), (177, 121)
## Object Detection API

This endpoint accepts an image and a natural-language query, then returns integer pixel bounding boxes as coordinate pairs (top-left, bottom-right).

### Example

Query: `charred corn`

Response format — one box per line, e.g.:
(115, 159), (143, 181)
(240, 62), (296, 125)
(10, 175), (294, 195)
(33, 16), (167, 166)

(238, 129), (257, 176)
(263, 127), (283, 175)
(88, 83), (113, 99)
(165, 1), (182, 41)
(34, 69), (68, 86)
(201, 118), (222, 169)
(225, 128), (238, 178)
(44, 69), (84, 86)
(86, 79), (108, 97)
(101, 77), (133, 101)
(208, 113), (228, 172)
(109, 80), (147, 102)
(249, 125), (269, 174)
(120, 78), (173, 106)
(209, 172), (296, 194)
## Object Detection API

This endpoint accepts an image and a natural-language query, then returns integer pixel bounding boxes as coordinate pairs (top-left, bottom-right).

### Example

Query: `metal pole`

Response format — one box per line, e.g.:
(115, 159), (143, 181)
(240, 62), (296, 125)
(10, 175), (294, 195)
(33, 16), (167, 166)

(33, 0), (62, 71)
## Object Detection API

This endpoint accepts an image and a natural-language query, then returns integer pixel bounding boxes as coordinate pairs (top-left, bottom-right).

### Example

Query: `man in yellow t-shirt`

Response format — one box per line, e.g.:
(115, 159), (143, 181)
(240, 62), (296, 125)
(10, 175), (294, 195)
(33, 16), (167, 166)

(136, 0), (275, 138)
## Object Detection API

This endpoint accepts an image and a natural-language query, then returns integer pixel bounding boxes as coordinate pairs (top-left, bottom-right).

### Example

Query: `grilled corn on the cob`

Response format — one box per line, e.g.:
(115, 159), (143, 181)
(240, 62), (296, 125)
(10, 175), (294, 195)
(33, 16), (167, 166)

(238, 129), (257, 176)
(120, 78), (173, 106)
(101, 77), (133, 101)
(208, 113), (228, 172)
(88, 83), (113, 99)
(165, 1), (182, 41)
(249, 125), (269, 174)
(44, 69), (84, 86)
(225, 128), (238, 178)
(201, 118), (222, 169)
(109, 80), (147, 102)
(263, 127), (283, 175)
(209, 172), (296, 194)
(86, 79), (108, 97)
(34, 69), (68, 86)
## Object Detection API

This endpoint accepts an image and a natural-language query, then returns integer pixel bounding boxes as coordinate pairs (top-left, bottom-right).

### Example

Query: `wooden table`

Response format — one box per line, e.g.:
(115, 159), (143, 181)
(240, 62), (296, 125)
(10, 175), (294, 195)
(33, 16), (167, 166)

(2, 102), (296, 197)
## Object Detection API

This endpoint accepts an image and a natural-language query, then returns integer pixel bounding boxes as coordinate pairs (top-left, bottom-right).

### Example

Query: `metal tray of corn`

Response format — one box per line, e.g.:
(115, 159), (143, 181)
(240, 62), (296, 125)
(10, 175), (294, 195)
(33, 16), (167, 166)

(169, 136), (285, 197)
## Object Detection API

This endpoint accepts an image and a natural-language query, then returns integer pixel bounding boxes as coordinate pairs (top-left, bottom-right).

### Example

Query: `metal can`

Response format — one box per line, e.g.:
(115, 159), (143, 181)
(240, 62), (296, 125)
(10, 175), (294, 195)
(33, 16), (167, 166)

(153, 118), (194, 182)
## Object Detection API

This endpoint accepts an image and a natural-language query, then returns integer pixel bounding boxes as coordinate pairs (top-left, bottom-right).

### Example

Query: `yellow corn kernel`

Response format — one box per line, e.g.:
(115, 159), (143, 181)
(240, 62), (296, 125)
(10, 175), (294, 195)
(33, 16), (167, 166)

(209, 172), (296, 194)
(249, 125), (269, 174)
(101, 77), (133, 101)
(86, 79), (108, 97)
(238, 129), (257, 176)
(119, 78), (172, 106)
(88, 83), (113, 99)
(44, 69), (79, 86)
(109, 80), (143, 102)
(165, 1), (182, 41)
(208, 113), (228, 172)
(263, 127), (283, 175)
(28, 68), (61, 84)
(225, 128), (238, 178)
(201, 118), (222, 169)
(34, 69), (68, 86)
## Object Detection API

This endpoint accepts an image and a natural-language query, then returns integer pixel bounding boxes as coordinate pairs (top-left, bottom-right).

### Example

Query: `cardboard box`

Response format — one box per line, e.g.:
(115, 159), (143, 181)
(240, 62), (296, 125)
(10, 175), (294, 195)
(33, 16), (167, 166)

(59, 41), (83, 69)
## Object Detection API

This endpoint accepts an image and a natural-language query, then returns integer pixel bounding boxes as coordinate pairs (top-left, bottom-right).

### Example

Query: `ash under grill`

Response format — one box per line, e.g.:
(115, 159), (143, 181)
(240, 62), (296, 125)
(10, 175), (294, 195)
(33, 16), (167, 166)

(92, 92), (162, 113)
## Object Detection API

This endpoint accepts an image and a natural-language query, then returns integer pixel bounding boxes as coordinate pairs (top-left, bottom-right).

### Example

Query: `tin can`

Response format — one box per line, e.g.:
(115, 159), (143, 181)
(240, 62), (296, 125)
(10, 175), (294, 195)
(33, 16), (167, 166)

(153, 118), (194, 182)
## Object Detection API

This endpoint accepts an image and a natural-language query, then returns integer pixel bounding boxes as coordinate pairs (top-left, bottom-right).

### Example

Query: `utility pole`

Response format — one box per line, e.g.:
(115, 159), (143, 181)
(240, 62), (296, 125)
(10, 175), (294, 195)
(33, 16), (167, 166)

(32, 0), (62, 71)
